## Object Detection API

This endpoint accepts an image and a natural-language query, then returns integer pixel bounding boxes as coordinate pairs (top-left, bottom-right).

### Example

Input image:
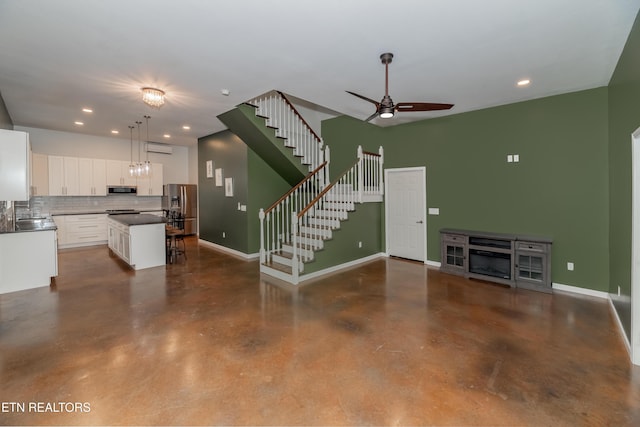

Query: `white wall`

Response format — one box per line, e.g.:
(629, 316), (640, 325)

(16, 126), (194, 185)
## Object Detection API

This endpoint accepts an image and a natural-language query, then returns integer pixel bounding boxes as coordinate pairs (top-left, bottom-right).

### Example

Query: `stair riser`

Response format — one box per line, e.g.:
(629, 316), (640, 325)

(281, 244), (315, 259)
(322, 202), (354, 211)
(299, 226), (332, 239)
(314, 210), (348, 220)
(307, 218), (340, 228)
(294, 235), (324, 248)
(271, 254), (304, 272)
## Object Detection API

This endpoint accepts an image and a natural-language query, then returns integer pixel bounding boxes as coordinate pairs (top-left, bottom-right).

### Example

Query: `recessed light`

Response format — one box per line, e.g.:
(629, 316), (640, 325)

(82, 108), (93, 113)
(517, 79), (531, 86)
(111, 130), (119, 134)
(182, 125), (191, 130)
(74, 121), (84, 126)
(163, 134), (171, 138)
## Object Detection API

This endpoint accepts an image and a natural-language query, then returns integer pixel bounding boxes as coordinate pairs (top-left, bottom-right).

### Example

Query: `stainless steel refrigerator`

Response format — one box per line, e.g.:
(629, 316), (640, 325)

(163, 184), (197, 235)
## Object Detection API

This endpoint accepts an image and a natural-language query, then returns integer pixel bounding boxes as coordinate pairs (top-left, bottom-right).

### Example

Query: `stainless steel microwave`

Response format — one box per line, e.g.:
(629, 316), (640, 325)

(107, 186), (137, 195)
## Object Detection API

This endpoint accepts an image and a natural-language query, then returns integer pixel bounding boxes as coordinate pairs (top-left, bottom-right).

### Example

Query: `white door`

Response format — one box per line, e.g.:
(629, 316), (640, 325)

(385, 167), (426, 262)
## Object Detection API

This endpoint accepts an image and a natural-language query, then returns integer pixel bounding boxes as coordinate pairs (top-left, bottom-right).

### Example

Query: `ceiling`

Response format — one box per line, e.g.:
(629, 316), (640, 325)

(1, 0), (639, 147)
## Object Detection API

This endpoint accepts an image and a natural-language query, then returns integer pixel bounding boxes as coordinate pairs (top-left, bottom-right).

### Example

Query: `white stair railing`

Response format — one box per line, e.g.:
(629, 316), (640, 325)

(357, 145), (384, 202)
(259, 161), (329, 266)
(290, 146), (384, 274)
(247, 90), (324, 171)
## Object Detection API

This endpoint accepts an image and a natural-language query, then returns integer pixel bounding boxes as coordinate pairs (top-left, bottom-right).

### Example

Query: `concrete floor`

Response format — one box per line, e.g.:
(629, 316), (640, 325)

(1, 237), (639, 426)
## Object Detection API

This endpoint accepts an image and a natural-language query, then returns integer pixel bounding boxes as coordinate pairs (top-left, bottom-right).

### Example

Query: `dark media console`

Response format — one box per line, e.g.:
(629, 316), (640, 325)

(440, 228), (552, 293)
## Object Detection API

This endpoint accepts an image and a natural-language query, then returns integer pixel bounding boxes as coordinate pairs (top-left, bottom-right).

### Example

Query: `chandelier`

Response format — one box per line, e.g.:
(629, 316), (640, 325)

(141, 87), (165, 108)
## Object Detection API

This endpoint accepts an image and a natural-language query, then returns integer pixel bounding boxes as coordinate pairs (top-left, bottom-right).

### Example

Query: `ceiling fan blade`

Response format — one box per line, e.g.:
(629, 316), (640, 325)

(396, 102), (454, 112)
(346, 91), (380, 106)
(364, 111), (380, 122)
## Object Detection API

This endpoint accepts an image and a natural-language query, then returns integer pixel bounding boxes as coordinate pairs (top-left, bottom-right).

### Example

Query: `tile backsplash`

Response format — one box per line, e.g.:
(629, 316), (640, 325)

(16, 196), (163, 218)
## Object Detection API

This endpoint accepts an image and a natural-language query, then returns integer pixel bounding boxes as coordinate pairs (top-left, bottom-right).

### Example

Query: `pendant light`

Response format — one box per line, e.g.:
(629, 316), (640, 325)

(143, 115), (152, 175)
(128, 125), (136, 177)
(135, 120), (143, 176)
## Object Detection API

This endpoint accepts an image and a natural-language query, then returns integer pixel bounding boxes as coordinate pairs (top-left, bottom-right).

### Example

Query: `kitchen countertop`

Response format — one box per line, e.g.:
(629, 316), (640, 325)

(107, 214), (167, 226)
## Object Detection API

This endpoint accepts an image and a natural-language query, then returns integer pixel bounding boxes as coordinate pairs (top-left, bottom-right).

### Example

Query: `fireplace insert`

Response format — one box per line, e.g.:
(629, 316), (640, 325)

(468, 237), (512, 280)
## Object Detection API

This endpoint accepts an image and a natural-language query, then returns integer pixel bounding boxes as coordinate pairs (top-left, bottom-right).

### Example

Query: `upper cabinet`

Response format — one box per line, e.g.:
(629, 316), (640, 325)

(0, 129), (30, 201)
(31, 152), (49, 197)
(78, 158), (107, 196)
(106, 160), (137, 187)
(136, 163), (164, 196)
(48, 156), (79, 196)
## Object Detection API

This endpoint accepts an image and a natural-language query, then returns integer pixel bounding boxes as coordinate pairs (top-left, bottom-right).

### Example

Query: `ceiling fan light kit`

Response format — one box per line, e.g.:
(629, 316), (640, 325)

(347, 52), (453, 122)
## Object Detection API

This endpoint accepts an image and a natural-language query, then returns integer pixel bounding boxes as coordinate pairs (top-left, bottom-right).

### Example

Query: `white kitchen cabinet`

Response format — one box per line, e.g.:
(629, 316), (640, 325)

(53, 214), (107, 248)
(48, 156), (80, 196)
(136, 163), (164, 196)
(78, 158), (107, 196)
(0, 129), (30, 201)
(108, 216), (165, 270)
(106, 160), (136, 187)
(31, 152), (49, 196)
(0, 230), (57, 294)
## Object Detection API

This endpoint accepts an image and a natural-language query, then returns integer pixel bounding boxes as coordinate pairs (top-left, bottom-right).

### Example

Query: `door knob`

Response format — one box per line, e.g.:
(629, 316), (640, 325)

(416, 220), (424, 224)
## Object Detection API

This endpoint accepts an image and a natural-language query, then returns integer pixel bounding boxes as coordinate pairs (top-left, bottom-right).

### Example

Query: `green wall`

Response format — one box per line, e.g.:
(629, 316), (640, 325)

(323, 88), (610, 291)
(198, 129), (290, 255)
(608, 11), (640, 340)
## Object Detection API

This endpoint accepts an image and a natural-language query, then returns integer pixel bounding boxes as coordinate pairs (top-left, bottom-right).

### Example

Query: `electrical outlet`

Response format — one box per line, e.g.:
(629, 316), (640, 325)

(358, 241), (362, 248)
(567, 262), (574, 271)
(222, 232), (226, 238)
(618, 286), (621, 296)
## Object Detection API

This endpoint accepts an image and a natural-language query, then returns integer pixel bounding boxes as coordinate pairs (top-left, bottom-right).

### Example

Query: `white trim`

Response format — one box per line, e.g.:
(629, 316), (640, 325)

(298, 253), (386, 283)
(426, 260), (441, 268)
(552, 282), (609, 299)
(198, 239), (260, 260)
(609, 297), (632, 356)
(632, 126), (640, 365)
(384, 167), (427, 264)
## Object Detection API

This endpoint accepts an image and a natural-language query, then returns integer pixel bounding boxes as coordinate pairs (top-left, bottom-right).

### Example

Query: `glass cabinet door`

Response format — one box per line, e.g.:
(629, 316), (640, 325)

(446, 244), (465, 267)
(517, 253), (544, 282)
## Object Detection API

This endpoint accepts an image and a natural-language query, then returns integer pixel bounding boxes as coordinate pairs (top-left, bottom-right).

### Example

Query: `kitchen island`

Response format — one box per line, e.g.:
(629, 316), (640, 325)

(107, 214), (167, 270)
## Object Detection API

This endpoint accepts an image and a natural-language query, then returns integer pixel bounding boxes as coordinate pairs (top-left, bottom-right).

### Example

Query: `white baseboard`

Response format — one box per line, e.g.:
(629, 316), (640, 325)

(426, 260), (441, 268)
(298, 253), (386, 284)
(197, 239), (260, 260)
(608, 297), (632, 357)
(552, 282), (609, 299)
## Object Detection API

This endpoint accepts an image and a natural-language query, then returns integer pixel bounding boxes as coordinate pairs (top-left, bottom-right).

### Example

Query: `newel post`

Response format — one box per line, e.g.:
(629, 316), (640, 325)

(291, 212), (299, 283)
(259, 208), (265, 264)
(357, 145), (364, 203)
(378, 145), (384, 196)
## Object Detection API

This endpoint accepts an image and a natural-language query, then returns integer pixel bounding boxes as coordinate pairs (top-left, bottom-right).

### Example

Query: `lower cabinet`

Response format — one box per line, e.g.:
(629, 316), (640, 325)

(53, 214), (107, 248)
(0, 230), (57, 294)
(440, 232), (467, 275)
(107, 219), (130, 263)
(515, 241), (552, 293)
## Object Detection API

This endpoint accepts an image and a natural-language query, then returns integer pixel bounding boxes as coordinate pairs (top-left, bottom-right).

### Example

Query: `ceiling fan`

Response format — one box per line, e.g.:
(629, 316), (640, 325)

(347, 52), (454, 122)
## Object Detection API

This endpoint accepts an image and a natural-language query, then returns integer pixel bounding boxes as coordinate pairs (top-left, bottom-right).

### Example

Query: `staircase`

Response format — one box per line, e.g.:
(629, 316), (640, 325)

(242, 90), (384, 284)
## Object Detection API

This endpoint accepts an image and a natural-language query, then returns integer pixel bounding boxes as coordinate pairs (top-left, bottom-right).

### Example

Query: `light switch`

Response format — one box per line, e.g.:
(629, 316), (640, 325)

(514, 154), (520, 162)
(507, 155), (513, 163)
(237, 202), (241, 210)
(240, 204), (247, 211)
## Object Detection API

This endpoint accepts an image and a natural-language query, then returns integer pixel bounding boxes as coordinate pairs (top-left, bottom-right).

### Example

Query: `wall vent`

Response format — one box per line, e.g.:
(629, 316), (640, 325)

(146, 143), (173, 154)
